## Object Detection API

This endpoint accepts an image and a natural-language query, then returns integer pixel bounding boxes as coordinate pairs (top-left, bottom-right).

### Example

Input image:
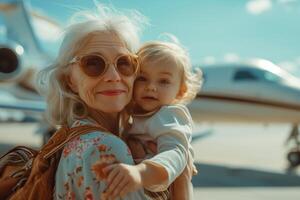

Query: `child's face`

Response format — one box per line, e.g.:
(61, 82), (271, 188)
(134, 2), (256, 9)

(133, 60), (183, 112)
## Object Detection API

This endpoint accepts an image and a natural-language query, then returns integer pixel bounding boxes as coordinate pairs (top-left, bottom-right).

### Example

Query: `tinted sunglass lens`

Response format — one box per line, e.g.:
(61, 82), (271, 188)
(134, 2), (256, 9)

(116, 56), (135, 76)
(82, 55), (106, 77)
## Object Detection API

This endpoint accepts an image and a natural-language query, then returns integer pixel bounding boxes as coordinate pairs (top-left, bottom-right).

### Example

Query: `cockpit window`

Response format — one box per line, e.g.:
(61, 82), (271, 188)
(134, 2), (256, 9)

(263, 71), (281, 82)
(233, 70), (258, 81)
(233, 68), (282, 83)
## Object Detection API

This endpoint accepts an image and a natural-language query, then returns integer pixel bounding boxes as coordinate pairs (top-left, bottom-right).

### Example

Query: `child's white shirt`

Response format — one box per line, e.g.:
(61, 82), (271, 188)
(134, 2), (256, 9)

(128, 104), (194, 192)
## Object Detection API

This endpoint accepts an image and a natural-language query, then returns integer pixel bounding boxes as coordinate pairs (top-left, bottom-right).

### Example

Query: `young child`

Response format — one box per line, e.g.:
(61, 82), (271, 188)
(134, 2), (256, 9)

(126, 38), (202, 199)
(92, 38), (202, 200)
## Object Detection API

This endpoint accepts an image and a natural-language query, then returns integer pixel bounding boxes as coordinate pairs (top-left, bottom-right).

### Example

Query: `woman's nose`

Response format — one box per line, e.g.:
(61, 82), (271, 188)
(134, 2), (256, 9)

(102, 64), (121, 82)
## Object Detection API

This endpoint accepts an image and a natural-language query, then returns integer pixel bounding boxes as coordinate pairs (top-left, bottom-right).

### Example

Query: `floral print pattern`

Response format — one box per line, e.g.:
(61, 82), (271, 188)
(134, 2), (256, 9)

(91, 153), (118, 180)
(62, 135), (103, 159)
(54, 119), (146, 200)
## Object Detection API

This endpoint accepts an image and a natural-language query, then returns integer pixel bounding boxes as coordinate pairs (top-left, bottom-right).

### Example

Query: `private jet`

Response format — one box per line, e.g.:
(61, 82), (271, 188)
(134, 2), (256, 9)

(188, 59), (300, 169)
(190, 59), (300, 123)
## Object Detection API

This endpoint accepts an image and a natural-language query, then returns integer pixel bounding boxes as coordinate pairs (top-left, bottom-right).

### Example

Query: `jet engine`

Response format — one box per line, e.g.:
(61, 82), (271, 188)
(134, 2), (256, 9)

(0, 41), (24, 81)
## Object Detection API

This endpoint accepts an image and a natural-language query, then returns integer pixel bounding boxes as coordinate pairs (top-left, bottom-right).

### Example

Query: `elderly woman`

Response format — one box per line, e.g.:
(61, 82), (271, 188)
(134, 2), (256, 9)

(38, 6), (168, 200)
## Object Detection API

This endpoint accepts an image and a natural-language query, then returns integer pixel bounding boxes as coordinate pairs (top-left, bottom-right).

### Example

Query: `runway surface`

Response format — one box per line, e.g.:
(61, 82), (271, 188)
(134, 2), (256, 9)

(192, 122), (300, 199)
(1, 122), (300, 200)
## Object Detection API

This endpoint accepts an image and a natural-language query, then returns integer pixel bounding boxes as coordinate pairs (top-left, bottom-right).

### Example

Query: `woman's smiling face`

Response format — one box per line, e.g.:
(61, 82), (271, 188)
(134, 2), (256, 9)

(68, 32), (136, 114)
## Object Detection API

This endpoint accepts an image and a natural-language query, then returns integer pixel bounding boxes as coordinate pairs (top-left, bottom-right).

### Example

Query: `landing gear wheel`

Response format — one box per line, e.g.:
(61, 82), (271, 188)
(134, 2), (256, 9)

(286, 125), (300, 171)
(287, 150), (300, 167)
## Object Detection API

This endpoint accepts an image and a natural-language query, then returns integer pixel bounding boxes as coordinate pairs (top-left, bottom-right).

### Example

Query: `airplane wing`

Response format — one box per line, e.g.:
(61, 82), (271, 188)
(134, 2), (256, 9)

(0, 88), (45, 122)
(0, 99), (45, 113)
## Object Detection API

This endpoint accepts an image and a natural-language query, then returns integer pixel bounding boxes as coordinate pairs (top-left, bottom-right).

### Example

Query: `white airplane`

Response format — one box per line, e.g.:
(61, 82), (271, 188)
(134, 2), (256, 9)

(189, 59), (300, 123)
(188, 59), (300, 169)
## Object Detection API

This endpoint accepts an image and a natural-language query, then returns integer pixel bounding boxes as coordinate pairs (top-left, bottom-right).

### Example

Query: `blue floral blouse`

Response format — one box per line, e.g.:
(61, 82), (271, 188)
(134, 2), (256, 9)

(54, 119), (147, 200)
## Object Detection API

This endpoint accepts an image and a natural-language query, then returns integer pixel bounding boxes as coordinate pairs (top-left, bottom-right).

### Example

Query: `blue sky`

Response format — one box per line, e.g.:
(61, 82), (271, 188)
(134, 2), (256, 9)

(6, 0), (300, 76)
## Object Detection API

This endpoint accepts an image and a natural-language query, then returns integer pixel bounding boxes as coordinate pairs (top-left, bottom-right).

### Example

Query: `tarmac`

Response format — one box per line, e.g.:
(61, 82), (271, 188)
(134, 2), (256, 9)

(1, 122), (300, 200)
(192, 122), (300, 199)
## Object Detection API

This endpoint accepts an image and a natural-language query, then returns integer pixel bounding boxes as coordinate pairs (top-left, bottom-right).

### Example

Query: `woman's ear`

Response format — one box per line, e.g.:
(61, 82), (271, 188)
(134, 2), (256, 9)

(67, 74), (78, 93)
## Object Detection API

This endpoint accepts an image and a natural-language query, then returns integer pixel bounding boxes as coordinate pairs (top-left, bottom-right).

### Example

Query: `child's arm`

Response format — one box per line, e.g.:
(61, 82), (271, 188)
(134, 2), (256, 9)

(171, 150), (196, 200)
(100, 161), (168, 199)
(100, 105), (193, 199)
(146, 133), (189, 188)
(144, 105), (193, 191)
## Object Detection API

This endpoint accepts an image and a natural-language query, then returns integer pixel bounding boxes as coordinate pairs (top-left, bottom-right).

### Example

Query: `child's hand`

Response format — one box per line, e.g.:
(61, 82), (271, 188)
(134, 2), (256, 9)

(91, 154), (118, 180)
(101, 163), (143, 199)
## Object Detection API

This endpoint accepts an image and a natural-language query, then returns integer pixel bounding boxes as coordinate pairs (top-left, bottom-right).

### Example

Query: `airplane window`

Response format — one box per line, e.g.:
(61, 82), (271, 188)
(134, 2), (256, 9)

(233, 70), (258, 81)
(262, 71), (281, 82)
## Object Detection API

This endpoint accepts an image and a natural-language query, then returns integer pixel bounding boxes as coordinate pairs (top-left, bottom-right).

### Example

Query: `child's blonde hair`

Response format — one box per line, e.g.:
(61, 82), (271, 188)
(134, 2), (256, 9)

(137, 36), (203, 104)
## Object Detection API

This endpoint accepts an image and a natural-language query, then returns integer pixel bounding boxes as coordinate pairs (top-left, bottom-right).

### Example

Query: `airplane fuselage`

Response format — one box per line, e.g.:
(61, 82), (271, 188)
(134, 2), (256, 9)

(189, 60), (300, 123)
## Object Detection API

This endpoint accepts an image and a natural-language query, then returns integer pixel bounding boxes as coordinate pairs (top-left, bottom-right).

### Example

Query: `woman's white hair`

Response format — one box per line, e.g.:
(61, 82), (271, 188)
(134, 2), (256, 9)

(137, 34), (203, 104)
(37, 4), (147, 126)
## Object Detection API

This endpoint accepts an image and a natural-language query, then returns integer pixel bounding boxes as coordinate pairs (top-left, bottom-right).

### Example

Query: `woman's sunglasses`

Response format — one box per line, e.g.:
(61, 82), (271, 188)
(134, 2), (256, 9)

(69, 53), (139, 77)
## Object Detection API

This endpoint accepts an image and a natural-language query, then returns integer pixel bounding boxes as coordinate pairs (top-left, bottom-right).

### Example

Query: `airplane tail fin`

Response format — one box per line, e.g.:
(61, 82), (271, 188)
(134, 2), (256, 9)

(0, 0), (47, 58)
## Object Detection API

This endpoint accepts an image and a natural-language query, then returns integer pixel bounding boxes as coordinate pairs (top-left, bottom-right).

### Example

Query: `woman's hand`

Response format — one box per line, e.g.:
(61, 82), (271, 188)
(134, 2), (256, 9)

(101, 163), (143, 199)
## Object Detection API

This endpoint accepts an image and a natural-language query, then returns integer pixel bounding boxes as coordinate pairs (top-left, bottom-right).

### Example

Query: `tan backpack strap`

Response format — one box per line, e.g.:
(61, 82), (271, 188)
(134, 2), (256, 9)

(41, 125), (108, 160)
